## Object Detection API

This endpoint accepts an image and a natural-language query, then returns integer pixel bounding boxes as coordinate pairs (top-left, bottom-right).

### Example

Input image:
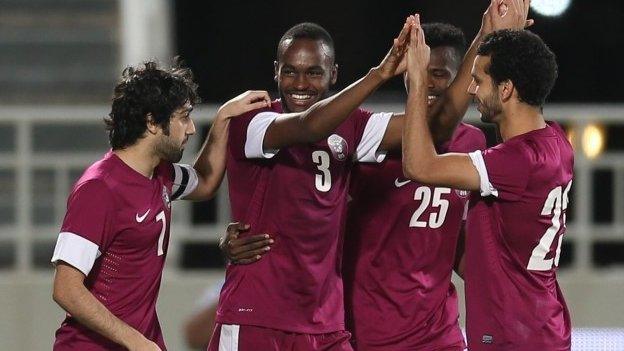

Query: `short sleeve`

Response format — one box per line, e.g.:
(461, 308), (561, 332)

(469, 142), (532, 201)
(51, 180), (115, 275)
(229, 109), (281, 160)
(354, 112), (392, 163)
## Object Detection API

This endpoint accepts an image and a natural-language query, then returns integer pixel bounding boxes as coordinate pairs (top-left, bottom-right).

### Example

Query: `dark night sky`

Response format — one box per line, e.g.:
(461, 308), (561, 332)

(174, 0), (624, 103)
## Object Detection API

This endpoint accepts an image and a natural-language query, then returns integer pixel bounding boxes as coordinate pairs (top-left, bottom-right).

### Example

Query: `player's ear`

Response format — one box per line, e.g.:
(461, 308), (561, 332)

(499, 79), (514, 102)
(145, 113), (159, 135)
(274, 61), (279, 83)
(330, 63), (338, 85)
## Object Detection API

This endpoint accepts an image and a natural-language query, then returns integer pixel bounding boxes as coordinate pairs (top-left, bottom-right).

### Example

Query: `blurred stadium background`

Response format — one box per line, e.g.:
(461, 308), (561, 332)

(0, 0), (623, 349)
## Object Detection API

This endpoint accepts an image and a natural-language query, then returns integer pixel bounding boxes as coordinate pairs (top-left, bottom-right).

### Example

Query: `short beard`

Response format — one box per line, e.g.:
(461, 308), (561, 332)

(155, 136), (183, 163)
(479, 90), (503, 124)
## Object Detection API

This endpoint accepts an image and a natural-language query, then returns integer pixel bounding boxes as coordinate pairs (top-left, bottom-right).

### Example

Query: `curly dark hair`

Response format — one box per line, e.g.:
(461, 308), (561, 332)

(423, 22), (467, 64)
(277, 22), (335, 62)
(477, 29), (558, 107)
(104, 59), (199, 150)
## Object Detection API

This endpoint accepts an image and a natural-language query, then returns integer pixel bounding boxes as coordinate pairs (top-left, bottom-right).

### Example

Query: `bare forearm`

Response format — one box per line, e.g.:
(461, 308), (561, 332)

(190, 116), (230, 200)
(403, 73), (437, 180)
(54, 286), (142, 349)
(300, 68), (386, 141)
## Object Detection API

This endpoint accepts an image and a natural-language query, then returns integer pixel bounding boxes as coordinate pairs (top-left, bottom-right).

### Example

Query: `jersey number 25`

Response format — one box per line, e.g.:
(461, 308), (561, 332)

(409, 187), (451, 229)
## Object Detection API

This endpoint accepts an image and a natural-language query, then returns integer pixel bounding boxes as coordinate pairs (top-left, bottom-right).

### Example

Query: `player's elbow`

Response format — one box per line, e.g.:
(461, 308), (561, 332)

(192, 182), (218, 201)
(52, 281), (69, 307)
(402, 161), (430, 183)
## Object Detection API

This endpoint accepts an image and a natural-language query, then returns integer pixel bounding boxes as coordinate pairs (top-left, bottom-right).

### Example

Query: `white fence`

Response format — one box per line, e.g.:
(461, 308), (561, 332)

(0, 103), (623, 350)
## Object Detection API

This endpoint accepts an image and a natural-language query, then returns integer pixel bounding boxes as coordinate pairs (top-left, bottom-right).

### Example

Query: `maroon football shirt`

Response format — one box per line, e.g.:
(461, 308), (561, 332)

(465, 121), (574, 350)
(217, 100), (392, 334)
(344, 123), (486, 350)
(51, 151), (197, 350)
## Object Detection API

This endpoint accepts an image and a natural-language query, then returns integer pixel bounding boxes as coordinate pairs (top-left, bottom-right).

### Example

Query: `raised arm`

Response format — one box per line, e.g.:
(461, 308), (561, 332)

(262, 19), (413, 150)
(430, 0), (533, 142)
(185, 91), (271, 200)
(402, 15), (480, 191)
(53, 263), (161, 351)
(380, 0), (533, 151)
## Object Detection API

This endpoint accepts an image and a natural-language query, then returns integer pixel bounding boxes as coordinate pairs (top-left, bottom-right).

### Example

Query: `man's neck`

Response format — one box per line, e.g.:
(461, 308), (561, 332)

(498, 104), (546, 141)
(114, 143), (159, 179)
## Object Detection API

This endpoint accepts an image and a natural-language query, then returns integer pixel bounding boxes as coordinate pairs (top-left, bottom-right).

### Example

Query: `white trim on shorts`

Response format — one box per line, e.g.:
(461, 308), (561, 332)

(219, 324), (240, 351)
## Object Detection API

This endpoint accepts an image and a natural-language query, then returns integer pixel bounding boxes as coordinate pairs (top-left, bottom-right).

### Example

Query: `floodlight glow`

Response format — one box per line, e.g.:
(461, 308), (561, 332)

(582, 124), (605, 159)
(530, 0), (571, 17)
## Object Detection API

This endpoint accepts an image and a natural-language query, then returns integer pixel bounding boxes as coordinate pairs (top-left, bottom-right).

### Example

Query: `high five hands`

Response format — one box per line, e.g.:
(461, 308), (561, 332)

(481, 0), (534, 35)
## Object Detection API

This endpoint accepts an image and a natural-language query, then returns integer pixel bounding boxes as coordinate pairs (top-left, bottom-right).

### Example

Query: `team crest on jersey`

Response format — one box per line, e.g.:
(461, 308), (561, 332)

(455, 189), (469, 198)
(162, 185), (171, 209)
(327, 134), (348, 161)
(482, 334), (493, 344)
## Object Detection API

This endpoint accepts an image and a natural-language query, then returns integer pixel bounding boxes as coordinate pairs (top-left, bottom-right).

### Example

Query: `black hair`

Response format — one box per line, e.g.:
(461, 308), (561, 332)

(277, 22), (335, 61)
(423, 22), (467, 63)
(477, 29), (558, 107)
(104, 59), (199, 149)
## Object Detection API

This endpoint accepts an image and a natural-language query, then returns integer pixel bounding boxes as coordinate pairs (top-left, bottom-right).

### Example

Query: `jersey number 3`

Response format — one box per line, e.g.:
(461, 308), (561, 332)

(312, 151), (331, 192)
(527, 180), (572, 271)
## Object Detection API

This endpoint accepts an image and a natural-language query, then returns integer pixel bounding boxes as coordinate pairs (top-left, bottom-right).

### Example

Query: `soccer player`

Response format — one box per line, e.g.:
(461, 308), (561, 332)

(343, 2), (533, 349)
(342, 22), (486, 351)
(50, 61), (271, 351)
(209, 21), (414, 350)
(403, 13), (572, 351)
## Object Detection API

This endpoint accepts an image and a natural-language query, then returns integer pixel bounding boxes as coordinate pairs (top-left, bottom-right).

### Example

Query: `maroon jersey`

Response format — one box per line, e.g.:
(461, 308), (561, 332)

(217, 100), (392, 334)
(51, 151), (198, 350)
(344, 123), (486, 351)
(465, 122), (573, 350)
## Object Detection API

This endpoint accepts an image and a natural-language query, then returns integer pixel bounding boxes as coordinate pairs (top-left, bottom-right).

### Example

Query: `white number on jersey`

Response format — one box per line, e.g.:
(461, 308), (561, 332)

(527, 180), (572, 271)
(156, 210), (166, 256)
(312, 150), (331, 192)
(409, 187), (451, 229)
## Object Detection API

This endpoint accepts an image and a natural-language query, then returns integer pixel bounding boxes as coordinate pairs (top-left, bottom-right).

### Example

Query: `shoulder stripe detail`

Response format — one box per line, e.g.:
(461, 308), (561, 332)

(51, 232), (101, 276)
(172, 164), (199, 200)
(355, 112), (392, 163)
(172, 165), (189, 199)
(468, 151), (499, 197)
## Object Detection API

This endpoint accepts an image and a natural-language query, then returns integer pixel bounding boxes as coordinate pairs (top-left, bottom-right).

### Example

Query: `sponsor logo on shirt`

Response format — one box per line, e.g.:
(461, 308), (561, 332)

(237, 308), (253, 312)
(455, 189), (469, 198)
(135, 209), (150, 223)
(482, 334), (493, 344)
(394, 178), (411, 188)
(327, 134), (348, 161)
(162, 185), (171, 209)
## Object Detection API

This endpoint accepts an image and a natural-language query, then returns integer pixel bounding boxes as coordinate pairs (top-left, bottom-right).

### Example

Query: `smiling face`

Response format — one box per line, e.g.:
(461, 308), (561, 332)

(275, 38), (337, 113)
(404, 45), (460, 110)
(468, 55), (503, 123)
(155, 101), (195, 163)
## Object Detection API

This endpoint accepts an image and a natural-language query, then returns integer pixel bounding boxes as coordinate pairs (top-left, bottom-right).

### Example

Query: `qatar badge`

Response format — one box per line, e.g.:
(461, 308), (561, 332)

(327, 134), (348, 161)
(162, 185), (171, 209)
(455, 189), (470, 198)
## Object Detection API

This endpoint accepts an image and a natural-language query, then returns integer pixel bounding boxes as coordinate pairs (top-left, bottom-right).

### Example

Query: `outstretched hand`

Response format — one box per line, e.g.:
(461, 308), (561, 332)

(406, 14), (430, 85)
(217, 90), (271, 120)
(374, 17), (413, 80)
(481, 0), (534, 35)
